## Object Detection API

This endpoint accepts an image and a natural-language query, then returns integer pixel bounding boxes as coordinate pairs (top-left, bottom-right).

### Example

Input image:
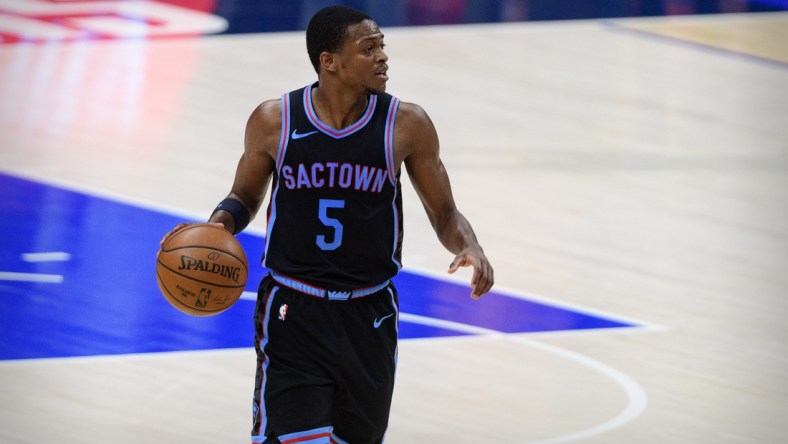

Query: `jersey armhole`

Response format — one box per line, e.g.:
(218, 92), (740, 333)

(384, 97), (400, 185)
(275, 93), (291, 172)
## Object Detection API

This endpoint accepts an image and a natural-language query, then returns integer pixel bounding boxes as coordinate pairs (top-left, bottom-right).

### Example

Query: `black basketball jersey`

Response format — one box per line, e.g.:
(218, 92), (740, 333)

(262, 83), (403, 289)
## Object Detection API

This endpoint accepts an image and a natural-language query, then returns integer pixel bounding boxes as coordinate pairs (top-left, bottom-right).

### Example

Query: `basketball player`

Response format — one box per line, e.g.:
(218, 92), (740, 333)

(163, 6), (493, 443)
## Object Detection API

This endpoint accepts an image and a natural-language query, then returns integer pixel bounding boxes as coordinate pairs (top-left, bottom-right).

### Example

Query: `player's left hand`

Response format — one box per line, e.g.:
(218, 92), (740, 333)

(448, 246), (494, 299)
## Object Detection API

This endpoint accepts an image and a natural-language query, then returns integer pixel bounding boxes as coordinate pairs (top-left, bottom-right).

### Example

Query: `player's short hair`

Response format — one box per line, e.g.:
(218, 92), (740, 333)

(306, 6), (373, 74)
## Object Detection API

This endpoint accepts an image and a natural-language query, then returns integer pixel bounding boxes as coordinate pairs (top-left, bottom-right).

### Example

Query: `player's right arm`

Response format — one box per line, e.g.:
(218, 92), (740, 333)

(209, 100), (281, 233)
(161, 100), (281, 245)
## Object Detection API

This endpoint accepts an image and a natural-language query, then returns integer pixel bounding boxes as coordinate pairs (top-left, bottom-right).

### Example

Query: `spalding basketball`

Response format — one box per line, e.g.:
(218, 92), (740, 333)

(156, 223), (248, 316)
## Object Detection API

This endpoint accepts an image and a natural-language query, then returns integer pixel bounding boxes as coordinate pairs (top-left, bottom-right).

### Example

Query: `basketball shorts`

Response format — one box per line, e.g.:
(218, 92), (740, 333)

(251, 273), (399, 444)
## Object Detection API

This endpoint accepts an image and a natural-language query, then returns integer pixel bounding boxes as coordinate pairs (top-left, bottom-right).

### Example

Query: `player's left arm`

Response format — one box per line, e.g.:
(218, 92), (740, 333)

(397, 102), (494, 299)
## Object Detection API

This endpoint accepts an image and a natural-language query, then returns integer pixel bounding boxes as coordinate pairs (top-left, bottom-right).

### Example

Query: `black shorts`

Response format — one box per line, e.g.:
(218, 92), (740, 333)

(251, 273), (399, 444)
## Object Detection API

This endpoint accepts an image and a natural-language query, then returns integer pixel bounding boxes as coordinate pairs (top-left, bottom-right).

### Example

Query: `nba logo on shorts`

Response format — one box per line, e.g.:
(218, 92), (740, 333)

(278, 304), (288, 321)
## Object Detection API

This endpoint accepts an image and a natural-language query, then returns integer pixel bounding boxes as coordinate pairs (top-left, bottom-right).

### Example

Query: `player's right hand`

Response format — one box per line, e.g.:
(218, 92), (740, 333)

(158, 222), (225, 250)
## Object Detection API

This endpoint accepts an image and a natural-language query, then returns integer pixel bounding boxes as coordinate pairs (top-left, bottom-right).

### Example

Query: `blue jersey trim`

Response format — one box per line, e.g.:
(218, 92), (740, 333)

(384, 97), (400, 184)
(277, 426), (333, 444)
(262, 94), (289, 268)
(253, 286), (277, 438)
(275, 93), (290, 171)
(390, 185), (403, 273)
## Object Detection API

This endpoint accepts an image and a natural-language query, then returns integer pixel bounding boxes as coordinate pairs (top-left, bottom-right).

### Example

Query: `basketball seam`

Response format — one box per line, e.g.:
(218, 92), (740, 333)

(160, 223), (248, 266)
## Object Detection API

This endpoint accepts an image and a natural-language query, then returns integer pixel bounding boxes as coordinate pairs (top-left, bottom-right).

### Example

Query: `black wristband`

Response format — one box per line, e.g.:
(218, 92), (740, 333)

(212, 198), (251, 235)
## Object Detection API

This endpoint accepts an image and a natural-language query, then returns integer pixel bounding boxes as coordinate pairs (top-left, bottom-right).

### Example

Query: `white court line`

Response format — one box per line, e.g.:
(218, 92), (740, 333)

(516, 337), (647, 444)
(2, 172), (648, 441)
(245, 292), (648, 441)
(403, 266), (665, 331)
(5, 293), (647, 442)
(0, 272), (64, 283)
(22, 252), (71, 262)
(398, 313), (648, 444)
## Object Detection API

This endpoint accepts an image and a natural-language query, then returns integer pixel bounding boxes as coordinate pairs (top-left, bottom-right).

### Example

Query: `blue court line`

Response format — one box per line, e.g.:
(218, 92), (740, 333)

(0, 172), (640, 360)
(601, 18), (788, 71)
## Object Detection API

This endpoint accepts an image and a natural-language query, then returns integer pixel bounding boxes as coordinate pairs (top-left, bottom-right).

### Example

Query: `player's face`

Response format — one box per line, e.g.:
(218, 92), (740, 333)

(338, 20), (388, 94)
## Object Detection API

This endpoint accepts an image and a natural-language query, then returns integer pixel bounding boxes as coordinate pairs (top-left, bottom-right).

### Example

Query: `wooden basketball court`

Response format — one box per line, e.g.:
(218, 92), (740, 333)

(1, 8), (787, 444)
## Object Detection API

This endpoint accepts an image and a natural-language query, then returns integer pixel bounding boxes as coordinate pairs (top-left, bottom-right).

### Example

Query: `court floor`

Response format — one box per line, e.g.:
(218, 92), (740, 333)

(1, 9), (787, 444)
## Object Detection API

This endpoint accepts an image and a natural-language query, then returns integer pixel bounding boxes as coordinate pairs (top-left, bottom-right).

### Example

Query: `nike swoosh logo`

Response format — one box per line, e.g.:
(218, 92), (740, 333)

(373, 313), (394, 329)
(291, 129), (318, 140)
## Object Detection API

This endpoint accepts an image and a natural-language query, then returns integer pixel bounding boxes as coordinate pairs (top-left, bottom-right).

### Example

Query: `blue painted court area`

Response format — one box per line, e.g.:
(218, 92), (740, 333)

(0, 173), (637, 360)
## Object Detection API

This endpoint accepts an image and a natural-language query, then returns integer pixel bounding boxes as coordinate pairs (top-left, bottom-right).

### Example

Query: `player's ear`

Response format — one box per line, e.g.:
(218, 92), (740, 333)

(320, 51), (338, 73)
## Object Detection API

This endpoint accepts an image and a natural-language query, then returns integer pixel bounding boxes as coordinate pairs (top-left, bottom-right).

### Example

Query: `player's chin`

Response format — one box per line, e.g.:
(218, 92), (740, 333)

(367, 77), (388, 94)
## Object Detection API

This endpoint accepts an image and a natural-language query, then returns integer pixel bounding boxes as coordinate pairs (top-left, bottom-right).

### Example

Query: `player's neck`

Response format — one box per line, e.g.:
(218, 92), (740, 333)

(311, 83), (368, 131)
